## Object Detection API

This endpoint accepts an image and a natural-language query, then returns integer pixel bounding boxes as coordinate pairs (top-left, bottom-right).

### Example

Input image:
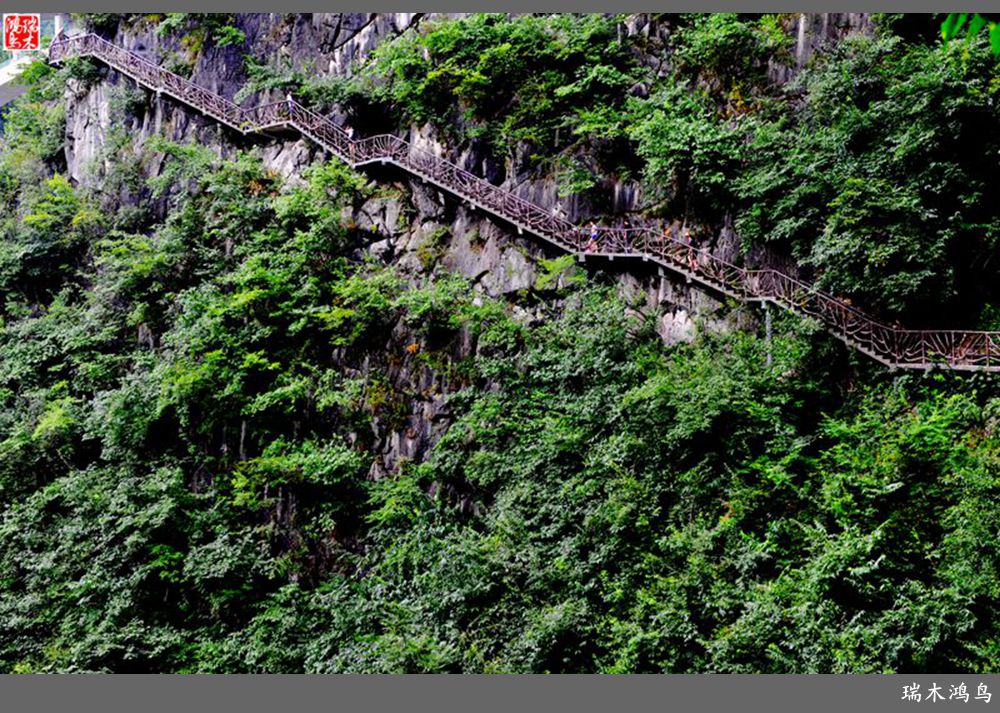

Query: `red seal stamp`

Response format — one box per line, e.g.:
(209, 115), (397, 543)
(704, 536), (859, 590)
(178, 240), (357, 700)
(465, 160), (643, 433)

(3, 14), (41, 51)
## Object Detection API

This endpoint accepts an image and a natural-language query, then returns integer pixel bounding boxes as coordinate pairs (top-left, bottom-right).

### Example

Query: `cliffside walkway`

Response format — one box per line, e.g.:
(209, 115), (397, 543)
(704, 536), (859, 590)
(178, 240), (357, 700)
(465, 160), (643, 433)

(48, 32), (1000, 372)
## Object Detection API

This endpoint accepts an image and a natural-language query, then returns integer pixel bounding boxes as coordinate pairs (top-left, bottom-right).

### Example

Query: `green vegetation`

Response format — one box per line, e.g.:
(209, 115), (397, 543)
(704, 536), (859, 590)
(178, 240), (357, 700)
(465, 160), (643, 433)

(335, 13), (1000, 322)
(155, 14), (246, 50)
(74, 13), (125, 32)
(3, 13), (1000, 674)
(941, 13), (1000, 55)
(738, 30), (1000, 322)
(361, 14), (638, 156)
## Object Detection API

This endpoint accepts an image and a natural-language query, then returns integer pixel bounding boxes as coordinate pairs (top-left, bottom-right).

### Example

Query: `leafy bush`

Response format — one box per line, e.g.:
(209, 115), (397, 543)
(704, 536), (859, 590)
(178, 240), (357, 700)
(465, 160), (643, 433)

(628, 84), (745, 220)
(737, 32), (1000, 320)
(356, 14), (640, 160)
(672, 13), (792, 92)
(156, 13), (246, 50)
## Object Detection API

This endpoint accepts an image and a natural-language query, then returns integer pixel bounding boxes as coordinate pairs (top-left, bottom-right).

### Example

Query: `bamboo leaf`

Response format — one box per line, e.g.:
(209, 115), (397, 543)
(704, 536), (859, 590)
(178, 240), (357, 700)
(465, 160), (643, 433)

(941, 13), (967, 41)
(967, 13), (988, 43)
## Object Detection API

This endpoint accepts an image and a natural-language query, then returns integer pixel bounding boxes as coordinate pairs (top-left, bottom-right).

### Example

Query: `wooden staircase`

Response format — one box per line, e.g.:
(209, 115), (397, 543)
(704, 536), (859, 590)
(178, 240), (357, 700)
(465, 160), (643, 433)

(47, 32), (1000, 372)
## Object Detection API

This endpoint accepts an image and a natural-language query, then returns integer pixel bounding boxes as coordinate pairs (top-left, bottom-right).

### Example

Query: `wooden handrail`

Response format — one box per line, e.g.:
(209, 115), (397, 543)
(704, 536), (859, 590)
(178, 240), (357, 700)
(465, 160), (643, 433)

(47, 32), (1000, 372)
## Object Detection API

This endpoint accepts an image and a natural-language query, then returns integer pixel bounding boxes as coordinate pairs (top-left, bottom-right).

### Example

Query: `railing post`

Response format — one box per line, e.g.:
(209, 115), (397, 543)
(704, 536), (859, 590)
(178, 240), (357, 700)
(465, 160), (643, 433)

(764, 302), (773, 367)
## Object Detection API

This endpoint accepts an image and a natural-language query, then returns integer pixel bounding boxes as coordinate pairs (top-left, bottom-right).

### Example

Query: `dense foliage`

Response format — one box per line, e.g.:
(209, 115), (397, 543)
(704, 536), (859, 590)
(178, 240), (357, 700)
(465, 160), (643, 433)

(330, 13), (1000, 323)
(361, 14), (638, 153)
(738, 29), (1000, 322)
(941, 13), (1000, 55)
(3, 14), (1000, 674)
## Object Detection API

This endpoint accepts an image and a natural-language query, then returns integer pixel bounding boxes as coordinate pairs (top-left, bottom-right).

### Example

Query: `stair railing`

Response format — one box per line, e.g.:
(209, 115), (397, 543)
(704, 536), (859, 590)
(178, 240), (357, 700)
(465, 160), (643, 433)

(47, 31), (1000, 372)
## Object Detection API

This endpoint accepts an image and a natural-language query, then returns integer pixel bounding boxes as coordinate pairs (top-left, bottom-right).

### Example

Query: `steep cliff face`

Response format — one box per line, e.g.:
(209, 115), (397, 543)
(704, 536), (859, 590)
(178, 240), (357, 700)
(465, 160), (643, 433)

(65, 12), (876, 259)
(60, 12), (865, 475)
(64, 15), (752, 318)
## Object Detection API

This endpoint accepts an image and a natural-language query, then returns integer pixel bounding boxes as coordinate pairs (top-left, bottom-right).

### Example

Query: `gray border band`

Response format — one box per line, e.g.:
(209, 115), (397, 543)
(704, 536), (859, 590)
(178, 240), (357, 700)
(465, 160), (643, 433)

(2, 673), (1000, 713)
